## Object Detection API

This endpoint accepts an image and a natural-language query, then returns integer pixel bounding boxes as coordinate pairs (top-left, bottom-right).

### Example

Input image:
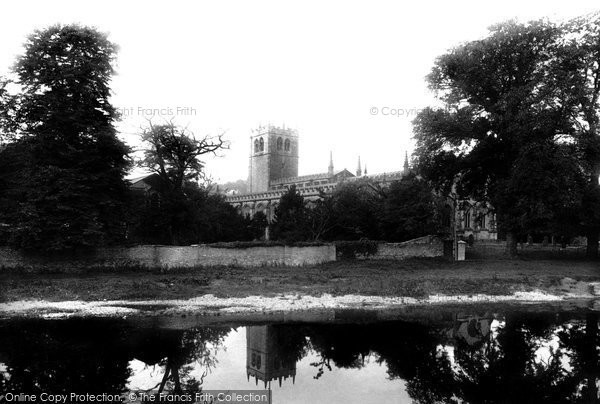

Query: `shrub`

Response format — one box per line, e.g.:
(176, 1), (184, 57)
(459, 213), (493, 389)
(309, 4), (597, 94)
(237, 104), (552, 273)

(335, 240), (379, 259)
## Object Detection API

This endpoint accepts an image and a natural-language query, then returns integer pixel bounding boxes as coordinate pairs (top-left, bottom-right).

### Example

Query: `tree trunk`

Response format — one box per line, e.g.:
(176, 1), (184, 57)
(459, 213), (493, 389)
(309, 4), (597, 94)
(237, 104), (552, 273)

(586, 229), (599, 260)
(505, 232), (518, 257)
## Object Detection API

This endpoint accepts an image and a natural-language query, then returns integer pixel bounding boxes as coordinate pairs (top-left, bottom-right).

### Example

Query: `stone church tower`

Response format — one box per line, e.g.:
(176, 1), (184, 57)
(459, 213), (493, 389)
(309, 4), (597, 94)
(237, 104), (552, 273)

(248, 125), (299, 193)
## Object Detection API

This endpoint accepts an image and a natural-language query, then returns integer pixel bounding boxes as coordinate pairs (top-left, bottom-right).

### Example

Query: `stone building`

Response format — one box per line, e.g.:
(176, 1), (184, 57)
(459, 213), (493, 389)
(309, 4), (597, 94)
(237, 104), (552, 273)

(455, 201), (497, 242)
(226, 125), (497, 240)
(226, 125), (404, 220)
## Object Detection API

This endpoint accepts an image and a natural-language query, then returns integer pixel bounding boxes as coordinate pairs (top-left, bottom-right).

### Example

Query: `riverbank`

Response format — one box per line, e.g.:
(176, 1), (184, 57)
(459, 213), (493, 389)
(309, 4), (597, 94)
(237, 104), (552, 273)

(1, 258), (600, 318)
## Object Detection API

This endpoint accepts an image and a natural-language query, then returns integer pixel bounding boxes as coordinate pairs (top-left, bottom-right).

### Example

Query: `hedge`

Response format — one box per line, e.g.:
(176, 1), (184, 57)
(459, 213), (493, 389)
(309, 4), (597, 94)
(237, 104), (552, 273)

(334, 240), (380, 259)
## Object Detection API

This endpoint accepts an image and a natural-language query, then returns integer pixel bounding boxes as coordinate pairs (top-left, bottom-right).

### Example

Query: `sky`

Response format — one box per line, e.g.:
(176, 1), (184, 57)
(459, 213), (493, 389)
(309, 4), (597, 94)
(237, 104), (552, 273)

(1, 0), (599, 183)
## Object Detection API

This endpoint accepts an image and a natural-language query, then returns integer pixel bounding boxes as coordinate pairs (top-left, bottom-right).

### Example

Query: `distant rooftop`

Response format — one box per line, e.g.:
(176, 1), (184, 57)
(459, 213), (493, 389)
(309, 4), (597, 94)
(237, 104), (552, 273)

(270, 169), (355, 185)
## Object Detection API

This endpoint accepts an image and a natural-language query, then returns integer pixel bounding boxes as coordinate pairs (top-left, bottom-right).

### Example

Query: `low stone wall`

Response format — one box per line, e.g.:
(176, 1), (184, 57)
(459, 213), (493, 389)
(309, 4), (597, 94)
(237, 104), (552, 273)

(466, 241), (587, 260)
(369, 236), (444, 260)
(0, 244), (337, 270)
(335, 236), (445, 260)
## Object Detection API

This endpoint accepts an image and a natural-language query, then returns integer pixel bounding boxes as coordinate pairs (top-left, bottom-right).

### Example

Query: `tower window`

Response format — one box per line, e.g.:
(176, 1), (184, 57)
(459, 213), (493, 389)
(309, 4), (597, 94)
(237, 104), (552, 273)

(284, 138), (290, 151)
(259, 137), (264, 152)
(254, 139), (259, 153)
(277, 137), (283, 150)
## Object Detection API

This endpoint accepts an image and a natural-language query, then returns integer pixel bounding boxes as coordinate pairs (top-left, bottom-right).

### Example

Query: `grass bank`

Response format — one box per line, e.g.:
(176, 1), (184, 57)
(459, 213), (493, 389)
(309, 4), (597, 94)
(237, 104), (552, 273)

(1, 258), (599, 303)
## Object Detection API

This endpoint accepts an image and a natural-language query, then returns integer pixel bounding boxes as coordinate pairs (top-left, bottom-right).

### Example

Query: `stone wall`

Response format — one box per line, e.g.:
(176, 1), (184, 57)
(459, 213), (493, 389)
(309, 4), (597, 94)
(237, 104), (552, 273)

(0, 236), (445, 271)
(346, 236), (444, 260)
(335, 236), (445, 260)
(465, 241), (586, 260)
(0, 244), (337, 271)
(368, 236), (444, 260)
(371, 236), (444, 259)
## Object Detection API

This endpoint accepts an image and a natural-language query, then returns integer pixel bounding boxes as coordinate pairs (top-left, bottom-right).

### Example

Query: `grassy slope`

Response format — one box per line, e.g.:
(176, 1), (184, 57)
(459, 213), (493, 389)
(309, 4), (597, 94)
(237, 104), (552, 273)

(1, 258), (599, 303)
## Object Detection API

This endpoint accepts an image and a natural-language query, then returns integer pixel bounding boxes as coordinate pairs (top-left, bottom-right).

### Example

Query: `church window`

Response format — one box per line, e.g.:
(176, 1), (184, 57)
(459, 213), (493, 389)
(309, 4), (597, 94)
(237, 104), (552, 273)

(254, 139), (259, 153)
(277, 137), (283, 150)
(259, 137), (264, 152)
(465, 211), (471, 228)
(284, 138), (290, 151)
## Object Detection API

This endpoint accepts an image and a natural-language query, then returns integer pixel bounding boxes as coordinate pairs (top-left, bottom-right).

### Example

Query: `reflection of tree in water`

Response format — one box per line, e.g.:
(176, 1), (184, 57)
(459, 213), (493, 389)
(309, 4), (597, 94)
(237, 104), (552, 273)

(0, 320), (230, 398)
(431, 313), (570, 404)
(1, 313), (598, 403)
(415, 312), (599, 404)
(0, 319), (132, 395)
(128, 326), (230, 395)
(286, 313), (599, 403)
(305, 323), (436, 380)
(558, 313), (600, 403)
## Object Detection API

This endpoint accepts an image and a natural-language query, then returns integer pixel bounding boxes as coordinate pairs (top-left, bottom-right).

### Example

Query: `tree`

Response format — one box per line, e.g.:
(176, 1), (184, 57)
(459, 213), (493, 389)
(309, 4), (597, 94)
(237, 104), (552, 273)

(128, 180), (251, 245)
(193, 190), (251, 243)
(271, 185), (310, 242)
(139, 122), (227, 194)
(553, 13), (600, 258)
(0, 25), (130, 251)
(328, 181), (383, 240)
(306, 193), (336, 241)
(248, 211), (268, 240)
(380, 173), (443, 242)
(0, 77), (17, 142)
(413, 20), (585, 256)
(133, 122), (235, 245)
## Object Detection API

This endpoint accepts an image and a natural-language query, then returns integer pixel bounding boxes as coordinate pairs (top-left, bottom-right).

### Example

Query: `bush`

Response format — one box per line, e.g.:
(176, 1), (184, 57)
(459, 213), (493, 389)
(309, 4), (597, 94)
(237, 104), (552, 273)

(335, 240), (379, 259)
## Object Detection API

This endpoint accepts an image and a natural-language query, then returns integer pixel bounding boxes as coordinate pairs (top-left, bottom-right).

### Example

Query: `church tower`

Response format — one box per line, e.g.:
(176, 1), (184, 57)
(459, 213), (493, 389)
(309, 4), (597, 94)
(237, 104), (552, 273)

(248, 125), (299, 193)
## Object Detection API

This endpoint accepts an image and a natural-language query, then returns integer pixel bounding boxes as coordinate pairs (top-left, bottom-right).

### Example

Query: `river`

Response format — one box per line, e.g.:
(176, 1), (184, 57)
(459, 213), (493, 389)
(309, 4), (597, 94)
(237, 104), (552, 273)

(0, 305), (599, 403)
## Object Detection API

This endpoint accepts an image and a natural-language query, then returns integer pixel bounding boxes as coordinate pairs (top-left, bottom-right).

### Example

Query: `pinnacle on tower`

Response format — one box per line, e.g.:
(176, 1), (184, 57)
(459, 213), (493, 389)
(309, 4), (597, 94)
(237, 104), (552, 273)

(364, 164), (368, 176)
(356, 156), (362, 177)
(328, 151), (334, 176)
(403, 151), (410, 173)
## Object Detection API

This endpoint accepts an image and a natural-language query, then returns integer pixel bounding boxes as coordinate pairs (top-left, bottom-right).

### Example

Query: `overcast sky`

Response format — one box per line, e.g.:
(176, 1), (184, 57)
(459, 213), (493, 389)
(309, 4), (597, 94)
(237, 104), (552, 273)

(1, 1), (599, 183)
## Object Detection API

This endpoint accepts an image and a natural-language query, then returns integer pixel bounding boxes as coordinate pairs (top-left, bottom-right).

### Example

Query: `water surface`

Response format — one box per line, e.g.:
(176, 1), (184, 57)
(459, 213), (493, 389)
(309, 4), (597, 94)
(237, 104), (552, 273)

(1, 307), (599, 403)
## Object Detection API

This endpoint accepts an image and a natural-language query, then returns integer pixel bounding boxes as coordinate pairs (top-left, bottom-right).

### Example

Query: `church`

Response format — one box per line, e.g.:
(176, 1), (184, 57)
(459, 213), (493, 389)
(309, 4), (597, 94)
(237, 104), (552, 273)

(225, 124), (406, 221)
(225, 124), (497, 241)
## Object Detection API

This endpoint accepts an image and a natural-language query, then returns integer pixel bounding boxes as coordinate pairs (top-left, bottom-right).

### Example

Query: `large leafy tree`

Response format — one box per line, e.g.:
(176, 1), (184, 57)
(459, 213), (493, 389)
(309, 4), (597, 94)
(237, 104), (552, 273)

(380, 173), (443, 242)
(328, 181), (383, 240)
(129, 182), (250, 245)
(132, 122), (248, 245)
(413, 20), (589, 255)
(271, 185), (309, 242)
(553, 13), (600, 258)
(0, 25), (130, 251)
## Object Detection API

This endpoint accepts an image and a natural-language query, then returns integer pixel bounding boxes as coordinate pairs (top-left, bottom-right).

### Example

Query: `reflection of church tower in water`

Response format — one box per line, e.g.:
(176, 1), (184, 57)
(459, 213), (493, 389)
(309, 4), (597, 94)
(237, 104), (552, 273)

(246, 326), (297, 388)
